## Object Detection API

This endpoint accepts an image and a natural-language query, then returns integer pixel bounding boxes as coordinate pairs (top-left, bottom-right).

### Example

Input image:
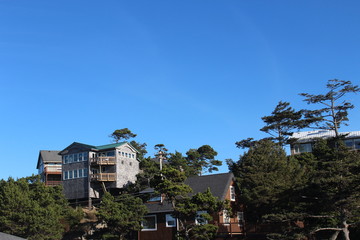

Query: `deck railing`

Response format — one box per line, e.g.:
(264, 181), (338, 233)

(91, 173), (116, 181)
(90, 157), (116, 165)
(44, 166), (62, 173)
(45, 181), (62, 186)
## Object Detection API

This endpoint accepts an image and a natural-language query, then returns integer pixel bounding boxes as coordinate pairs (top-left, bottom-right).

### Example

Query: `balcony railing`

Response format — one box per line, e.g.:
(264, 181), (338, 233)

(44, 166), (62, 173)
(90, 157), (116, 165)
(45, 181), (62, 186)
(217, 222), (244, 237)
(91, 173), (116, 182)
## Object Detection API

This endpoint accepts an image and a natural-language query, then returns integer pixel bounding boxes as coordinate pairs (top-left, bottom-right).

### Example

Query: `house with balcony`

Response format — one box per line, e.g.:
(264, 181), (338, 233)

(58, 142), (139, 202)
(36, 150), (62, 186)
(139, 172), (244, 240)
(290, 130), (360, 155)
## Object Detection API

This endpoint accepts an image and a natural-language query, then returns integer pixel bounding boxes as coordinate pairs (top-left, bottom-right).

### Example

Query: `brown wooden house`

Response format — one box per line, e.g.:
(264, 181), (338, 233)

(139, 172), (245, 240)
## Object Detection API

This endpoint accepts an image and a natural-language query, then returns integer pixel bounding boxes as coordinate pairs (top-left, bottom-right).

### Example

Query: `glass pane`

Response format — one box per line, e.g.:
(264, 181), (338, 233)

(143, 216), (156, 229)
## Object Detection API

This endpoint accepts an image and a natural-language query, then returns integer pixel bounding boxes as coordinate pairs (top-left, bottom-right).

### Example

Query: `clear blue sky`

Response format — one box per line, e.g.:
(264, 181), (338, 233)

(1, 0), (359, 180)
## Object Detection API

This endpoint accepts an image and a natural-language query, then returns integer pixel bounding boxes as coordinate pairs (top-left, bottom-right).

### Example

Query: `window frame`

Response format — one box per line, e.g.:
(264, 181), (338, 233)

(142, 215), (157, 231)
(165, 214), (176, 227)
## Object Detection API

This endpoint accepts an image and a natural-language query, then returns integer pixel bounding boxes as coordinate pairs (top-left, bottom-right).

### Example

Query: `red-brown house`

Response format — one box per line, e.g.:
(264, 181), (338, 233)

(139, 172), (245, 240)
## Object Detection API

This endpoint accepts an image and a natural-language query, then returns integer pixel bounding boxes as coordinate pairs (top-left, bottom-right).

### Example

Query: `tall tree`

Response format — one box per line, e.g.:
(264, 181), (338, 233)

(109, 128), (137, 143)
(152, 166), (226, 240)
(260, 101), (311, 146)
(300, 79), (360, 137)
(186, 145), (222, 176)
(228, 139), (305, 223)
(96, 192), (147, 240)
(0, 175), (81, 240)
(300, 139), (360, 240)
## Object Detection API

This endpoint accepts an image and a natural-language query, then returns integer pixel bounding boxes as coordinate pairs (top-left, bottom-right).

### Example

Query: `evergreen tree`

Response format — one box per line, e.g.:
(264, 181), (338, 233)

(300, 79), (359, 137)
(109, 128), (137, 143)
(260, 101), (311, 146)
(96, 192), (147, 240)
(0, 175), (80, 240)
(186, 145), (222, 176)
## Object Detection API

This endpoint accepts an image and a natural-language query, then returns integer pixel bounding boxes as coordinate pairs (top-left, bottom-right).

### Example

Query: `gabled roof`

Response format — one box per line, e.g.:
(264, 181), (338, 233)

(185, 172), (234, 200)
(59, 141), (139, 155)
(36, 150), (62, 169)
(144, 172), (234, 213)
(290, 130), (360, 143)
(0, 232), (27, 240)
(95, 142), (126, 150)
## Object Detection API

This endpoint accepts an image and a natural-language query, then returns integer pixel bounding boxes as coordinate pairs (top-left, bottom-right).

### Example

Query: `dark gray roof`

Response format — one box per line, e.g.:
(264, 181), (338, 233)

(0, 232), (27, 240)
(185, 172), (234, 200)
(145, 172), (234, 213)
(36, 150), (62, 169)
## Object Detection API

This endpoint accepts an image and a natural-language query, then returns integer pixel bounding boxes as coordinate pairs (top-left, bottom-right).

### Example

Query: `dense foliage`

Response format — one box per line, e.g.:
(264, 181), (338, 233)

(0, 176), (82, 240)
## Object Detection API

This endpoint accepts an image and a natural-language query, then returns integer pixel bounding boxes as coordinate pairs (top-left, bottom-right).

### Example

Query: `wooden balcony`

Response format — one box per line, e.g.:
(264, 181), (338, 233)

(44, 166), (62, 173)
(91, 173), (116, 182)
(90, 157), (116, 165)
(45, 181), (62, 186)
(217, 222), (244, 237)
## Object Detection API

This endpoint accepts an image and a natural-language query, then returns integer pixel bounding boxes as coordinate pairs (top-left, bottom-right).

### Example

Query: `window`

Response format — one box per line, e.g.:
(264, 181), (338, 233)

(83, 153), (88, 161)
(79, 153), (83, 161)
(294, 143), (312, 154)
(195, 211), (208, 225)
(166, 214), (176, 227)
(125, 153), (128, 157)
(122, 152), (124, 156)
(64, 156), (68, 164)
(107, 151), (115, 157)
(355, 139), (360, 149)
(68, 154), (73, 163)
(148, 195), (161, 202)
(223, 210), (230, 224)
(142, 215), (157, 231)
(78, 169), (83, 178)
(132, 154), (135, 158)
(230, 186), (235, 201)
(83, 169), (88, 177)
(64, 171), (68, 180)
(74, 153), (79, 162)
(237, 212), (244, 228)
(73, 169), (78, 178)
(237, 212), (244, 222)
(69, 170), (73, 179)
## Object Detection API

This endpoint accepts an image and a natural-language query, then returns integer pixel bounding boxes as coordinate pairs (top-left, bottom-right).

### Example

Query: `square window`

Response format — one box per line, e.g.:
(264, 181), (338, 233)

(166, 214), (176, 227)
(142, 215), (157, 231)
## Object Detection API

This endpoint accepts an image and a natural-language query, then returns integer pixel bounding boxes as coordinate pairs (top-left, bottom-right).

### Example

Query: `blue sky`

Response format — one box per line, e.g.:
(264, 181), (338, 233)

(0, 1), (359, 180)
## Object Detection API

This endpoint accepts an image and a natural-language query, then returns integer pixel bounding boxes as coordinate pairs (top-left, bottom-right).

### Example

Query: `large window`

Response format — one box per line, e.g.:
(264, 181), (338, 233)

(166, 214), (176, 227)
(63, 169), (88, 180)
(142, 215), (157, 231)
(294, 143), (312, 154)
(63, 152), (88, 164)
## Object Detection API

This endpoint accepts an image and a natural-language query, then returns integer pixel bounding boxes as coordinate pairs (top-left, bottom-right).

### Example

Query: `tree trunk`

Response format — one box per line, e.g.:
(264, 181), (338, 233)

(330, 231), (340, 240)
(343, 220), (350, 240)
